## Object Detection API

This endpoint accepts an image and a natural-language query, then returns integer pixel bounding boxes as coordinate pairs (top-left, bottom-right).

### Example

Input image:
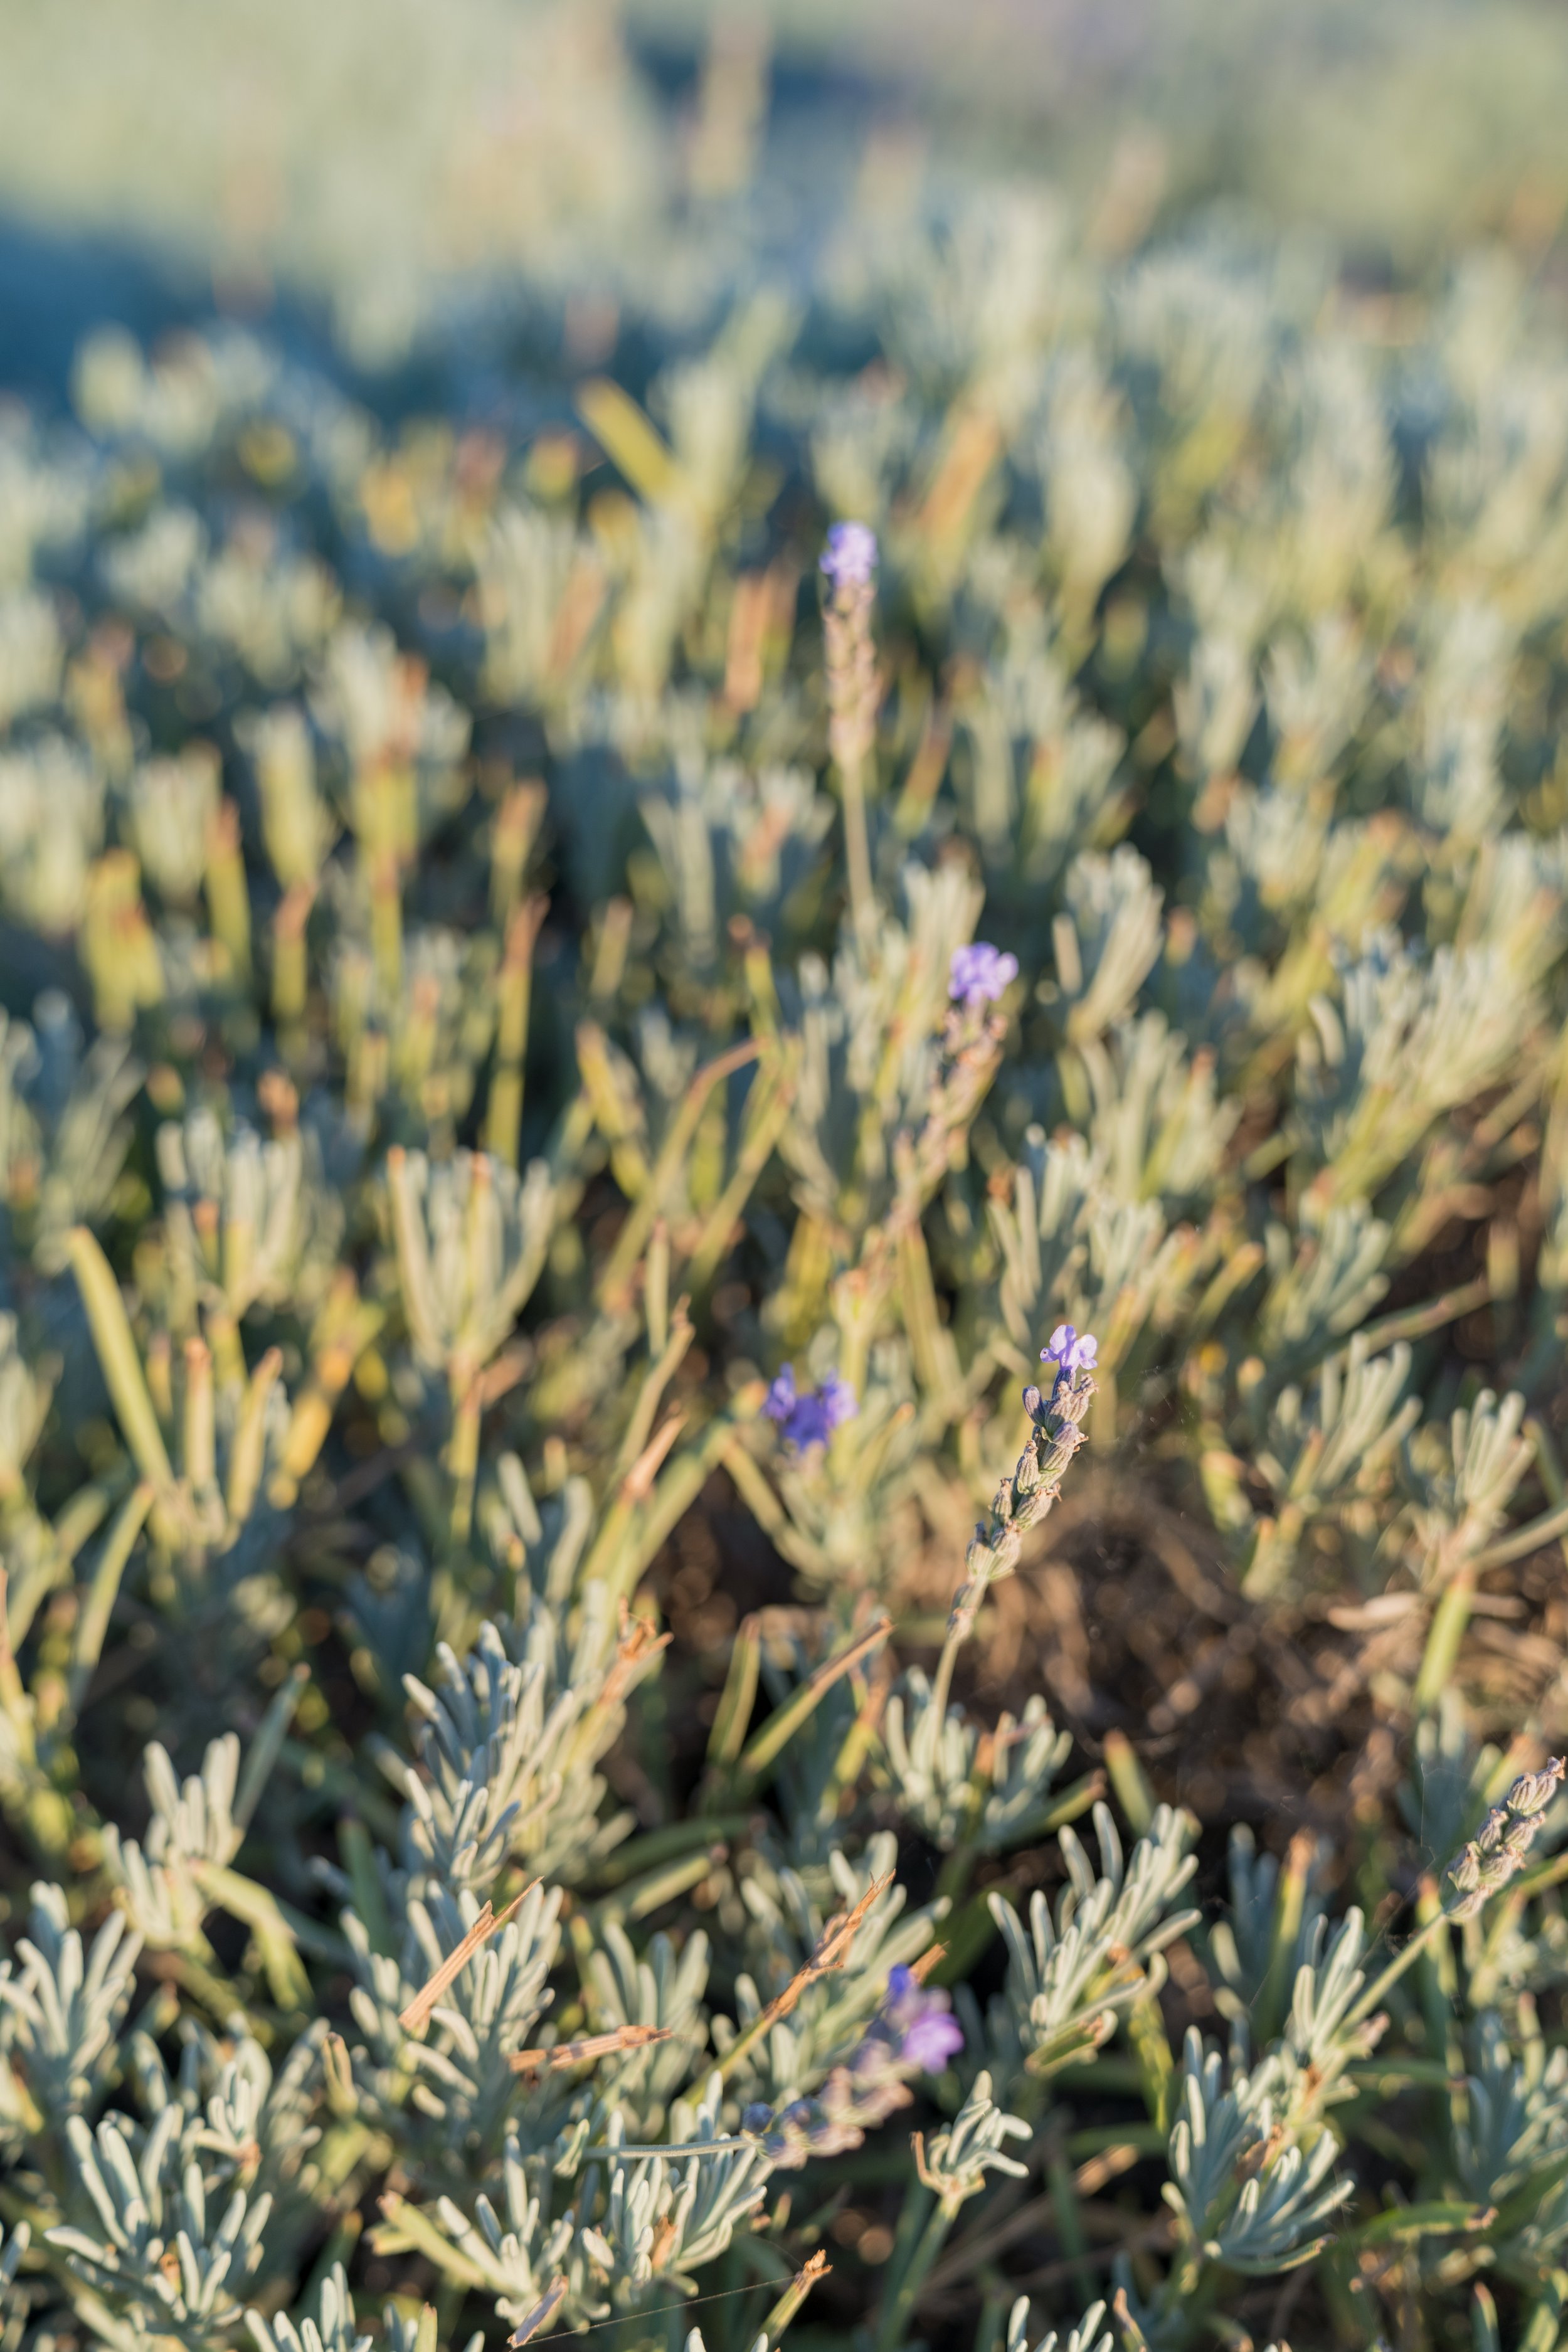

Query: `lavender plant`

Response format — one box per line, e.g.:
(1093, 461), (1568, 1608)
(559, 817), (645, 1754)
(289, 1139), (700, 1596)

(7, 126), (1568, 2352)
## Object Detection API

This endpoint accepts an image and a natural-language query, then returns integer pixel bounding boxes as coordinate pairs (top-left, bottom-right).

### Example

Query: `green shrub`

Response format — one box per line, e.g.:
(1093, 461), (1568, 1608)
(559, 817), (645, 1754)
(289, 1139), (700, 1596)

(4, 154), (1568, 2352)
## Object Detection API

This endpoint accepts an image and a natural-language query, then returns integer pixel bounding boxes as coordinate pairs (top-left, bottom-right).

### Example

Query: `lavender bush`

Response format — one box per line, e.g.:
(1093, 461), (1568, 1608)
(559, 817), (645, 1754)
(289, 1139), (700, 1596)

(4, 74), (1568, 2352)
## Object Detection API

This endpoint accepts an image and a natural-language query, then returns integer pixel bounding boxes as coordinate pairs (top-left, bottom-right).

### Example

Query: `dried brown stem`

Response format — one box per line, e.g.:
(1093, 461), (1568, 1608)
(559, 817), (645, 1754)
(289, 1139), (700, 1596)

(398, 1888), (529, 2034)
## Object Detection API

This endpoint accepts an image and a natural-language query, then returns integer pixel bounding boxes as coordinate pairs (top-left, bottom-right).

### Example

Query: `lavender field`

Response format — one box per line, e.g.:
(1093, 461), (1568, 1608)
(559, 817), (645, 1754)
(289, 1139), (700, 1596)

(4, 8), (1568, 2350)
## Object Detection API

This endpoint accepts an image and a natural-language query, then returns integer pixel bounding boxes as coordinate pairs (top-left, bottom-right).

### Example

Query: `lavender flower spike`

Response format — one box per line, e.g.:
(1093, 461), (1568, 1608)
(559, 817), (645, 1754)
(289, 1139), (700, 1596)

(1042, 1324), (1098, 1376)
(820, 520), (879, 593)
(950, 941), (1019, 1009)
(883, 1964), (964, 2072)
(751, 1959), (963, 2168)
(765, 1364), (859, 1451)
(1446, 1755), (1566, 1918)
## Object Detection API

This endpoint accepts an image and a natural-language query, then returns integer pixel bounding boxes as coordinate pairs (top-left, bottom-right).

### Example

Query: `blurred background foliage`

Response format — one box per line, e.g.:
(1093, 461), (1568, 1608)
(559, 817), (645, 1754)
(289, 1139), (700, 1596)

(1, 0), (1567, 362)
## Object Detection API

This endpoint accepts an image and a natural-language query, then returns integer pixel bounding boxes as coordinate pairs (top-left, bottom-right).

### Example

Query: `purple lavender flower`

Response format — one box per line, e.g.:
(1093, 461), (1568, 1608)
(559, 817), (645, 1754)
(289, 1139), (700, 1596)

(882, 1964), (965, 2072)
(751, 1960), (962, 2167)
(764, 1364), (859, 1451)
(949, 941), (1019, 1009)
(819, 521), (879, 593)
(1042, 1325), (1098, 1377)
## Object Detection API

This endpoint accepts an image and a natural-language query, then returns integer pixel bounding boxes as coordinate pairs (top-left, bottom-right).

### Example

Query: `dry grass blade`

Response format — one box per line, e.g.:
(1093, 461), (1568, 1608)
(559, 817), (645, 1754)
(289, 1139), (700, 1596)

(761, 2247), (832, 2344)
(624, 1413), (686, 1503)
(0, 1565), (14, 1682)
(737, 1615), (893, 1781)
(716, 1870), (893, 2083)
(598, 1601), (674, 1713)
(398, 1888), (529, 2034)
(507, 2278), (569, 2347)
(809, 1871), (894, 1977)
(508, 2023), (674, 2073)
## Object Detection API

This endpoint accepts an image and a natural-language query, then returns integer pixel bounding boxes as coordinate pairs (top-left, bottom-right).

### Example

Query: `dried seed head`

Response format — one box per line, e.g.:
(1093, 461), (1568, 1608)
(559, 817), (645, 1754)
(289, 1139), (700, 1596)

(1444, 1756), (1565, 1918)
